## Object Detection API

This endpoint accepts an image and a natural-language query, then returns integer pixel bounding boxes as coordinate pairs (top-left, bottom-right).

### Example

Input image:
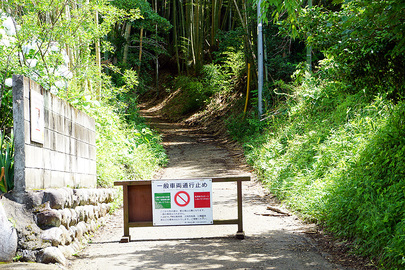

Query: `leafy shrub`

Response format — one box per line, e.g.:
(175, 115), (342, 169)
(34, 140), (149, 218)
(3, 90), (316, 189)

(233, 69), (405, 268)
(324, 101), (405, 268)
(77, 101), (167, 187)
(0, 131), (14, 193)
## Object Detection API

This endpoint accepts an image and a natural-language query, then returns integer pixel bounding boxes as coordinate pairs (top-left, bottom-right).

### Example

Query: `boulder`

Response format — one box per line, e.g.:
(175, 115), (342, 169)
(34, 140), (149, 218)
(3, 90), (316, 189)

(59, 208), (72, 228)
(69, 208), (78, 226)
(0, 202), (17, 262)
(36, 209), (62, 229)
(37, 246), (66, 265)
(42, 189), (66, 210)
(41, 227), (64, 246)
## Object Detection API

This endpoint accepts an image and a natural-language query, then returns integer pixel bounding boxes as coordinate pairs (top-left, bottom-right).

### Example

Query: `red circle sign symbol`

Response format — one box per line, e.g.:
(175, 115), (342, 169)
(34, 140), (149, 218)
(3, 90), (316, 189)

(174, 191), (190, 207)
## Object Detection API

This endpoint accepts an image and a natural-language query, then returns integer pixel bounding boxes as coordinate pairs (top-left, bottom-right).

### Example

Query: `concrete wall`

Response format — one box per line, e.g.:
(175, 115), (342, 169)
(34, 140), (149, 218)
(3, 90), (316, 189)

(13, 75), (97, 190)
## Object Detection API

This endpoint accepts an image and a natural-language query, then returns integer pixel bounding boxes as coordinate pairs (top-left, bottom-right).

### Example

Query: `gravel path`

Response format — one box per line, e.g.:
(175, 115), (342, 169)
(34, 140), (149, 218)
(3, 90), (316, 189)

(66, 107), (352, 270)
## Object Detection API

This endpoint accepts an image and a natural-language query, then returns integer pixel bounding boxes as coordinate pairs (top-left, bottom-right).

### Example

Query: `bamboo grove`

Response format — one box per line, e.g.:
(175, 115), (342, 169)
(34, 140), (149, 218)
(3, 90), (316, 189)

(110, 0), (257, 77)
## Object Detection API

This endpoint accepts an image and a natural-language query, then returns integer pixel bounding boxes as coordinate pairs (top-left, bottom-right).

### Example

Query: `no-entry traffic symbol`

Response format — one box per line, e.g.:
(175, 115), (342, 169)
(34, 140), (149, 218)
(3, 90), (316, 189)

(174, 191), (190, 207)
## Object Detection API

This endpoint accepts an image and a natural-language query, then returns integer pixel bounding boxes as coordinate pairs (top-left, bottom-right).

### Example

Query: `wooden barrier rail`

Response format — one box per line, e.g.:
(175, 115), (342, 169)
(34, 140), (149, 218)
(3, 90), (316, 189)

(114, 176), (251, 242)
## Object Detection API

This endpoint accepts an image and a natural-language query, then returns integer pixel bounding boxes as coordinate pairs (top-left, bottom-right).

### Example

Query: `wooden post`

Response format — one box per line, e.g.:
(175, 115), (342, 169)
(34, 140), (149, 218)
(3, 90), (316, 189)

(236, 179), (245, 239)
(120, 183), (130, 243)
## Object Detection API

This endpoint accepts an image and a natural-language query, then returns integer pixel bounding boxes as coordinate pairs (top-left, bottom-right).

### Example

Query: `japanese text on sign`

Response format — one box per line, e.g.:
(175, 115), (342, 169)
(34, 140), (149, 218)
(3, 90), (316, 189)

(152, 179), (213, 226)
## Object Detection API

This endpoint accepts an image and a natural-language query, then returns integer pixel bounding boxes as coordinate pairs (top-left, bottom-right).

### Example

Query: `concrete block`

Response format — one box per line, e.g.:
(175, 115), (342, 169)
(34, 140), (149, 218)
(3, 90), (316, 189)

(73, 174), (81, 188)
(70, 156), (78, 173)
(52, 96), (61, 114)
(77, 157), (86, 173)
(25, 144), (43, 169)
(44, 109), (50, 129)
(23, 76), (30, 98)
(49, 131), (56, 151)
(76, 111), (84, 126)
(43, 91), (51, 110)
(49, 112), (55, 131)
(51, 152), (66, 172)
(89, 145), (96, 161)
(80, 174), (96, 188)
(65, 135), (71, 155)
(42, 148), (50, 170)
(64, 153), (70, 172)
(25, 168), (44, 190)
(65, 104), (72, 120)
(43, 170), (51, 188)
(48, 171), (65, 189)
(69, 138), (77, 156)
(44, 128), (50, 149)
(72, 109), (78, 125)
(76, 141), (88, 159)
(24, 120), (31, 145)
(54, 113), (63, 134)
(66, 120), (73, 137)
(55, 132), (64, 153)
(89, 160), (96, 175)
(75, 124), (84, 142)
(24, 96), (30, 121)
(89, 131), (96, 147)
(89, 117), (96, 131)
(31, 79), (41, 95)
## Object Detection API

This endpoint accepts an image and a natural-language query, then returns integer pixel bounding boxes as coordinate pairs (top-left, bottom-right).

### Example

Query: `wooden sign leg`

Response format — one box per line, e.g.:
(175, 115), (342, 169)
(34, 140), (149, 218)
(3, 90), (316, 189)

(236, 180), (245, 239)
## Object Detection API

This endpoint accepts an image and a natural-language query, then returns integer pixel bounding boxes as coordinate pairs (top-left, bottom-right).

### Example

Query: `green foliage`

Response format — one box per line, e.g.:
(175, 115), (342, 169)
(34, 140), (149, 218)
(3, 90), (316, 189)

(231, 66), (405, 268)
(173, 76), (206, 116)
(0, 131), (14, 193)
(299, 0), (405, 98)
(226, 113), (265, 142)
(0, 86), (13, 132)
(324, 101), (405, 268)
(75, 100), (167, 187)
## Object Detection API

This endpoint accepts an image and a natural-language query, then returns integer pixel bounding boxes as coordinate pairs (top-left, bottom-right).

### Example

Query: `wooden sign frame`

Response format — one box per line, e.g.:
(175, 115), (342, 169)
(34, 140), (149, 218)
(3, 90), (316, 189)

(114, 176), (250, 242)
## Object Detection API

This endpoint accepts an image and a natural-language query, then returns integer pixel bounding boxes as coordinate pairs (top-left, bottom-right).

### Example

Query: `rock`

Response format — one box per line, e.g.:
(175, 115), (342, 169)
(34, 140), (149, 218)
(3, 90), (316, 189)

(41, 227), (64, 246)
(0, 202), (17, 262)
(61, 188), (74, 208)
(36, 209), (62, 229)
(59, 225), (70, 245)
(58, 245), (76, 259)
(76, 221), (87, 239)
(43, 189), (66, 210)
(69, 208), (78, 226)
(59, 208), (72, 228)
(88, 189), (98, 205)
(37, 246), (66, 265)
(84, 205), (94, 221)
(99, 203), (107, 217)
(89, 220), (97, 232)
(74, 189), (89, 206)
(75, 206), (85, 222)
(18, 249), (37, 262)
(68, 226), (76, 240)
(25, 190), (45, 209)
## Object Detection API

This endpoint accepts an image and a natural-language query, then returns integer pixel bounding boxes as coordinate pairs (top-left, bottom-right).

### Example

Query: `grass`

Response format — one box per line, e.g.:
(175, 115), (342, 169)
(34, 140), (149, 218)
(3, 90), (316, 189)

(227, 72), (405, 269)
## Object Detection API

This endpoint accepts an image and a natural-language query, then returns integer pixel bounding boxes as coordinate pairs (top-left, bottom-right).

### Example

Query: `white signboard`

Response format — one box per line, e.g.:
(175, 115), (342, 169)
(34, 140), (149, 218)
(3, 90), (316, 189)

(30, 90), (44, 144)
(152, 179), (213, 226)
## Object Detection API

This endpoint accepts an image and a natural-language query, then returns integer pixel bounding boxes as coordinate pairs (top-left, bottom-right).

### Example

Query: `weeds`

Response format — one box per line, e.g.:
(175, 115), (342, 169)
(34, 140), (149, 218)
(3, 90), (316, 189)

(0, 131), (14, 193)
(229, 69), (405, 268)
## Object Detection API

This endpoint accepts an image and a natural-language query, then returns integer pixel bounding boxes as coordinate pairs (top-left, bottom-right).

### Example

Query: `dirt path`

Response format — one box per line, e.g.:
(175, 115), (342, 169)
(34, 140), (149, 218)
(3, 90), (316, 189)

(64, 104), (355, 270)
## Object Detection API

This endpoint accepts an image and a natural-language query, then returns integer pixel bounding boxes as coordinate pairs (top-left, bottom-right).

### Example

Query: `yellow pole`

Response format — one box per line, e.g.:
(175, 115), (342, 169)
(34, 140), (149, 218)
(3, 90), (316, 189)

(243, 63), (251, 115)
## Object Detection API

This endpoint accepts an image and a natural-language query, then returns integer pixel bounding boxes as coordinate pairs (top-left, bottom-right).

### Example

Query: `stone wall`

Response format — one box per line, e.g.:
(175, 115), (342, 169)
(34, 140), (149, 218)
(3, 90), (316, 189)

(13, 75), (97, 191)
(1, 188), (117, 265)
